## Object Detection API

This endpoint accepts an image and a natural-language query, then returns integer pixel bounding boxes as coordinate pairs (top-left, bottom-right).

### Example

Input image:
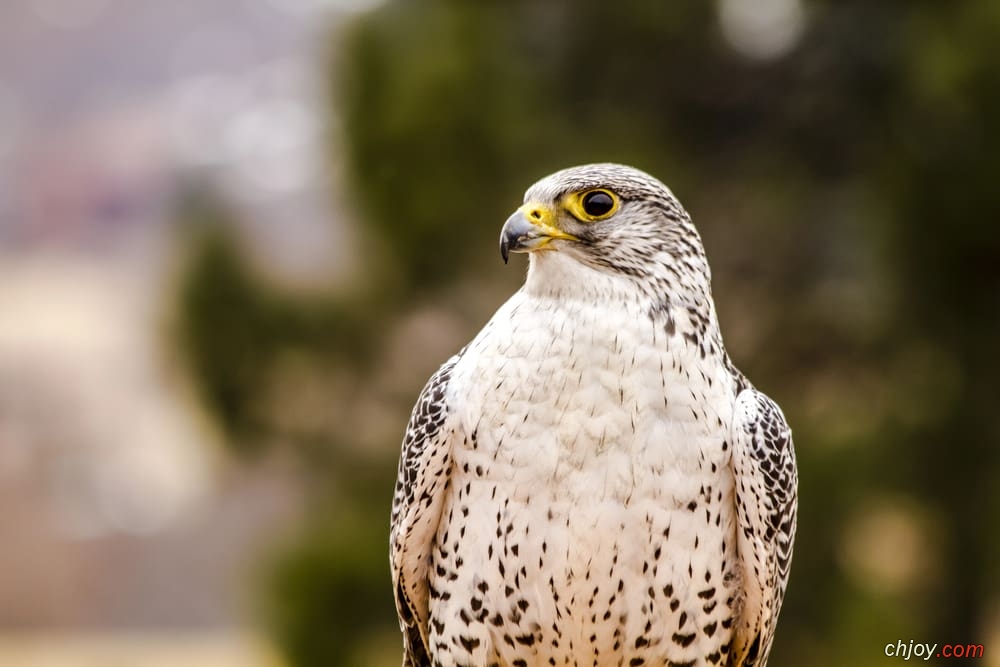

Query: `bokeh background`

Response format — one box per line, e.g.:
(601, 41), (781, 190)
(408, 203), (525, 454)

(1, 0), (998, 665)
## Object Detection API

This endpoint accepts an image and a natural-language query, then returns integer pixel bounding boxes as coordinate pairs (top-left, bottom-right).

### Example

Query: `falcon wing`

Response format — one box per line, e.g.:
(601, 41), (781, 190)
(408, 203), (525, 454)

(730, 385), (798, 667)
(390, 354), (461, 667)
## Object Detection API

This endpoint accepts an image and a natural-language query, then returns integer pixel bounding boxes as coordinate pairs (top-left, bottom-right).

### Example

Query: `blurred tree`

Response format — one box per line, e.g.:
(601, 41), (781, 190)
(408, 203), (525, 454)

(174, 1), (1000, 665)
(879, 1), (1000, 639)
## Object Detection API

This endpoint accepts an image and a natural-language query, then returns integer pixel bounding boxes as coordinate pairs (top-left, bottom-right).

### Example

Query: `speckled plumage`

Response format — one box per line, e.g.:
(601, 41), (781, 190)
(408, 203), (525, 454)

(391, 164), (797, 667)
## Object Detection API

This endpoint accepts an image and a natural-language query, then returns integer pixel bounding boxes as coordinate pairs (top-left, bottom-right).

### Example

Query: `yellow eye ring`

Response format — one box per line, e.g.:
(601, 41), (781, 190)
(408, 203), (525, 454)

(565, 189), (620, 222)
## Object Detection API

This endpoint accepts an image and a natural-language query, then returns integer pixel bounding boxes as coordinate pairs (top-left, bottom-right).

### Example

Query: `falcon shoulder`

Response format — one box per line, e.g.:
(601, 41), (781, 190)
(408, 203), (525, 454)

(390, 353), (462, 667)
(729, 381), (798, 667)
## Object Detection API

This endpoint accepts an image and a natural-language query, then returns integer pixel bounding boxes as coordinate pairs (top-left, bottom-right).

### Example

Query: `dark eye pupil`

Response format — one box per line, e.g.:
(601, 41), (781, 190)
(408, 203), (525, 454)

(582, 191), (614, 217)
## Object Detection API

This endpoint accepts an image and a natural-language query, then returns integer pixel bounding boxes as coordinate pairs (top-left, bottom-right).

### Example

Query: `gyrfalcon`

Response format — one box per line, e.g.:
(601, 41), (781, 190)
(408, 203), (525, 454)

(390, 163), (797, 667)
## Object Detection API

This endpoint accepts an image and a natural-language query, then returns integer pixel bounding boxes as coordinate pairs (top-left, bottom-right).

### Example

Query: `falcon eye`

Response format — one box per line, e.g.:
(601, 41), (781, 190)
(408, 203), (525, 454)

(583, 191), (614, 216)
(569, 189), (620, 222)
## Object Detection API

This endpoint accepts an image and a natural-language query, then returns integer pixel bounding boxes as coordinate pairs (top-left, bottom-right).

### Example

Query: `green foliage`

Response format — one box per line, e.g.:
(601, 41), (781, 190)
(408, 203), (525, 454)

(175, 195), (383, 456)
(173, 0), (1000, 665)
(267, 509), (396, 667)
(339, 3), (541, 289)
(176, 199), (277, 453)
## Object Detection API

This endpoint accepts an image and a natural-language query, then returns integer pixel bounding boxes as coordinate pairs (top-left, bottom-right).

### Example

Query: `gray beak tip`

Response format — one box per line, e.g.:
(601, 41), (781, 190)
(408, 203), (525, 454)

(500, 210), (535, 265)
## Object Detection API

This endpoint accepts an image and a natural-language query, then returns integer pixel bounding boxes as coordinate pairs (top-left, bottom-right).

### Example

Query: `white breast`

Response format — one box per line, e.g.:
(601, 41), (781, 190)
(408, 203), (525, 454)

(451, 288), (735, 501)
(429, 286), (741, 666)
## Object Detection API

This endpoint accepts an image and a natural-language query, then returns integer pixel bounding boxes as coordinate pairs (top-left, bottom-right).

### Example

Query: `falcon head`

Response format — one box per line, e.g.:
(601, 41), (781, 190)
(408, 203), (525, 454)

(500, 164), (709, 297)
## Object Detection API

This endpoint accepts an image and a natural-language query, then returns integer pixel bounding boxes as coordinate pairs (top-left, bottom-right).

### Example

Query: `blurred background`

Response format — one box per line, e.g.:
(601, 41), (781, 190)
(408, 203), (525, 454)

(1, 0), (998, 665)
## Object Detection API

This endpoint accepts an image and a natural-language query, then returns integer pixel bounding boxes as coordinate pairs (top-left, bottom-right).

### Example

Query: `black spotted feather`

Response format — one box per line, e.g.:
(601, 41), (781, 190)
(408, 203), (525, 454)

(391, 353), (462, 667)
(730, 382), (798, 667)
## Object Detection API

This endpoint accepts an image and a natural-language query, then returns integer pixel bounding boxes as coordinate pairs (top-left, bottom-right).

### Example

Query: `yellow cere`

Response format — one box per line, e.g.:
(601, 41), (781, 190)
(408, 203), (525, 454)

(517, 202), (579, 241)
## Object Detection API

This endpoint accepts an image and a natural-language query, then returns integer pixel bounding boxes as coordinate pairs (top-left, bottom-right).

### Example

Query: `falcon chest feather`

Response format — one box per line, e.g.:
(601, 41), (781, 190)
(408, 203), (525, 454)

(453, 286), (735, 505)
(431, 261), (742, 666)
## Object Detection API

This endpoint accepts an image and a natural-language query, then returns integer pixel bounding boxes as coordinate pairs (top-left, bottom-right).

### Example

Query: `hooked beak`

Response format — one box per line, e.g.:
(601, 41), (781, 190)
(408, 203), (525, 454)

(499, 203), (578, 264)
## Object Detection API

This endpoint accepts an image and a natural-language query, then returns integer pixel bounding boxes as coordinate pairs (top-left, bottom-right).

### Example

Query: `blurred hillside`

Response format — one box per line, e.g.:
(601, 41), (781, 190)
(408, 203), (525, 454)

(87, 0), (1000, 666)
(0, 0), (370, 665)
